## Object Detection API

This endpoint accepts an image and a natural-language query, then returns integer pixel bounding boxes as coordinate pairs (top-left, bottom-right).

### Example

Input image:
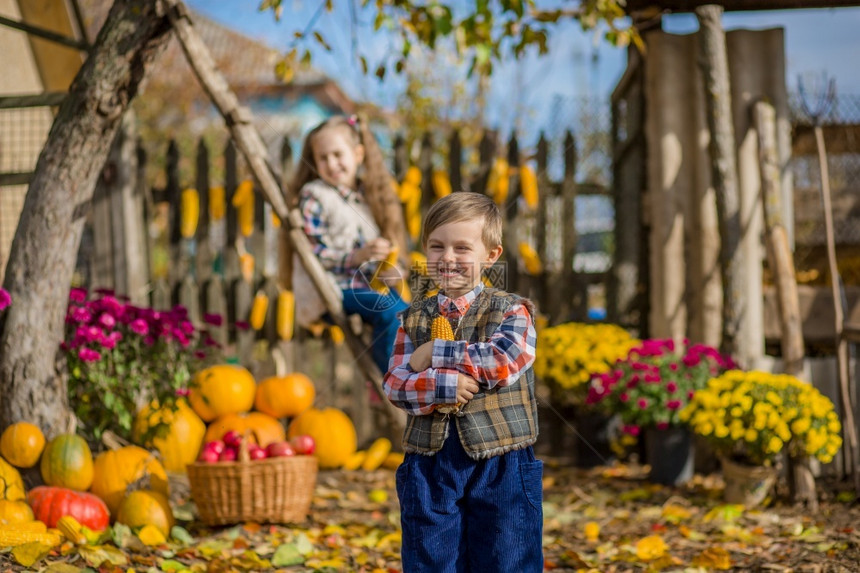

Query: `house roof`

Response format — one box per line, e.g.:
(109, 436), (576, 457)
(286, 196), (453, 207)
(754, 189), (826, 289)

(77, 0), (353, 109)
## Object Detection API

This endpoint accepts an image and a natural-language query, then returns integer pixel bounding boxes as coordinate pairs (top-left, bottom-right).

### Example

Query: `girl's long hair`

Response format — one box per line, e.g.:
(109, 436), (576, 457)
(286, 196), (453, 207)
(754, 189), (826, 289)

(288, 115), (408, 262)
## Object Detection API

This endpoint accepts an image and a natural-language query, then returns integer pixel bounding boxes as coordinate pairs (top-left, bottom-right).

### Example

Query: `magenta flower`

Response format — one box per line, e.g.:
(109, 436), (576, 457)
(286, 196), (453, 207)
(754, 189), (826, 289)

(129, 319), (149, 336)
(204, 313), (223, 326)
(68, 306), (91, 324)
(667, 399), (682, 410)
(619, 392), (630, 403)
(98, 312), (116, 329)
(69, 287), (87, 303)
(656, 421), (670, 430)
(0, 288), (11, 311)
(622, 424), (641, 436)
(78, 348), (101, 362)
(666, 381), (678, 393)
(637, 398), (649, 410)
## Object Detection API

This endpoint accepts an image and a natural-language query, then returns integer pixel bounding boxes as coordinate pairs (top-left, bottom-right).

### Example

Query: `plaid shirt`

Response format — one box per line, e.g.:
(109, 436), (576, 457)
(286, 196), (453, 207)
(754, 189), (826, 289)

(299, 179), (379, 290)
(384, 283), (537, 415)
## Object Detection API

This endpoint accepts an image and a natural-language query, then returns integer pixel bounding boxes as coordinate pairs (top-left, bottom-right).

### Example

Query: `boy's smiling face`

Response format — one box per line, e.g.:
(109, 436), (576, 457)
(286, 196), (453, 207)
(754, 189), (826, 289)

(425, 218), (503, 299)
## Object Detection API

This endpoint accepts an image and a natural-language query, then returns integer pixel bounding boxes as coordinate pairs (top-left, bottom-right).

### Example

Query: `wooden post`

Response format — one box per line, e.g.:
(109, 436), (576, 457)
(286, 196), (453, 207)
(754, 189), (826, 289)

(695, 5), (749, 366)
(754, 101), (804, 376)
(535, 133), (550, 315)
(756, 100), (821, 508)
(474, 131), (497, 195)
(561, 131), (583, 321)
(165, 0), (405, 435)
(449, 129), (462, 193)
(504, 134), (521, 297)
(195, 138), (212, 286)
(813, 121), (859, 493)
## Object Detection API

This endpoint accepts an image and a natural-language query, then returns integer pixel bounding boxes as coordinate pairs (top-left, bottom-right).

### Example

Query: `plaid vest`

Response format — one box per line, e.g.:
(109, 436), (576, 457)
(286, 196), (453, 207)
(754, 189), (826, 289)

(401, 288), (539, 460)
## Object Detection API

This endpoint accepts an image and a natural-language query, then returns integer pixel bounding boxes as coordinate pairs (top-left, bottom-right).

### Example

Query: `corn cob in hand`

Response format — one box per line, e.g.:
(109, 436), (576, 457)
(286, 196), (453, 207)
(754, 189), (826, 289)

(431, 316), (462, 414)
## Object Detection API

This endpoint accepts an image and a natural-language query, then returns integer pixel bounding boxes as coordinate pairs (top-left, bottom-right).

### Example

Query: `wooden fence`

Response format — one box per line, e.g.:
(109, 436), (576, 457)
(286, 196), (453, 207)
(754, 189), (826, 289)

(81, 125), (609, 447)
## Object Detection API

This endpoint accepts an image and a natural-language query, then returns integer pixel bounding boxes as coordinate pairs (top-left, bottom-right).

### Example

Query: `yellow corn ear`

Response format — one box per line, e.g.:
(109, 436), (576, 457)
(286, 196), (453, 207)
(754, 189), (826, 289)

(180, 188), (199, 239)
(329, 325), (344, 346)
(277, 290), (295, 341)
(487, 158), (509, 205)
(0, 523), (61, 548)
(232, 180), (255, 237)
(209, 186), (226, 220)
(342, 450), (366, 471)
(404, 166), (422, 185)
(518, 242), (543, 275)
(249, 291), (269, 330)
(57, 516), (86, 545)
(381, 451), (405, 469)
(406, 188), (422, 242)
(519, 165), (539, 209)
(239, 253), (255, 282)
(394, 279), (412, 304)
(271, 211), (281, 228)
(431, 316), (455, 341)
(361, 438), (392, 471)
(432, 170), (452, 199)
(369, 246), (400, 294)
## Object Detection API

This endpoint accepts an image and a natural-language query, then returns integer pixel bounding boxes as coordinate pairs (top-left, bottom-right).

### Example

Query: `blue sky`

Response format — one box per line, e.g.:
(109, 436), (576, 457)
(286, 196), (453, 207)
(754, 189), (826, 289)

(186, 1), (860, 138)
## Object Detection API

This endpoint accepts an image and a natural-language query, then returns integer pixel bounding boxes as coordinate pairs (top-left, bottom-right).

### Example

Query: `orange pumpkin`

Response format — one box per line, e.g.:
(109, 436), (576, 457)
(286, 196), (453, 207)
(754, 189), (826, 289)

(254, 373), (316, 419)
(203, 412), (286, 447)
(116, 489), (175, 537)
(40, 434), (94, 491)
(0, 457), (25, 501)
(189, 364), (256, 422)
(287, 407), (356, 468)
(0, 499), (33, 524)
(132, 400), (206, 473)
(0, 422), (46, 468)
(90, 446), (169, 515)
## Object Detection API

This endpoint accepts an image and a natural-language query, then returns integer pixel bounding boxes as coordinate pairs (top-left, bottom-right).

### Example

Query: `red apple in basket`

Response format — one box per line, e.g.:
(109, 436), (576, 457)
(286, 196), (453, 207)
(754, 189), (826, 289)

(249, 444), (268, 461)
(204, 440), (226, 455)
(219, 447), (238, 462)
(222, 430), (243, 448)
(198, 447), (220, 463)
(266, 441), (296, 458)
(290, 434), (316, 456)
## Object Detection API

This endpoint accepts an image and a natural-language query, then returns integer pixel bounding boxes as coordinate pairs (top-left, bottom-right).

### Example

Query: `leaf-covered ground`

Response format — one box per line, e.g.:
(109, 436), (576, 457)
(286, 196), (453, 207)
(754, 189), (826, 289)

(3, 459), (860, 572)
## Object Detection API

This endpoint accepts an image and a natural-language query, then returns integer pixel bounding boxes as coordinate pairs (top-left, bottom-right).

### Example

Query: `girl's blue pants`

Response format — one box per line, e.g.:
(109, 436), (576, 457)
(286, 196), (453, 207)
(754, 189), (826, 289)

(341, 288), (409, 374)
(395, 425), (544, 572)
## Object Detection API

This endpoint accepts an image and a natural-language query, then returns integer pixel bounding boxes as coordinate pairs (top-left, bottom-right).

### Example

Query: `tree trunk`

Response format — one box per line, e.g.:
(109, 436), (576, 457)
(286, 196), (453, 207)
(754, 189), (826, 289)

(0, 0), (171, 437)
(695, 5), (749, 367)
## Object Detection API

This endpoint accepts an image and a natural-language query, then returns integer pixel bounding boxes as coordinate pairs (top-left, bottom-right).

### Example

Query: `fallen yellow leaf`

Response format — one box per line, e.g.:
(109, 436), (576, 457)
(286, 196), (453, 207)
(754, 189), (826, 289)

(584, 521), (600, 542)
(635, 535), (668, 560)
(692, 546), (732, 570)
(12, 542), (51, 568)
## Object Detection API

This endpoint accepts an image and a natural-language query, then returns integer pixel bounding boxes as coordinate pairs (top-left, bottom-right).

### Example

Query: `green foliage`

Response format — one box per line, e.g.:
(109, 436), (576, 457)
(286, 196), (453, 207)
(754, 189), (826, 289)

(260, 0), (639, 83)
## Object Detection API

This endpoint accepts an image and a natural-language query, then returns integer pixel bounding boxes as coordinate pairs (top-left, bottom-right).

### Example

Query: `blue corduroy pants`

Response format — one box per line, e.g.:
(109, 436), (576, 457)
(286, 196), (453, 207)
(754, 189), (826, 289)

(396, 425), (544, 572)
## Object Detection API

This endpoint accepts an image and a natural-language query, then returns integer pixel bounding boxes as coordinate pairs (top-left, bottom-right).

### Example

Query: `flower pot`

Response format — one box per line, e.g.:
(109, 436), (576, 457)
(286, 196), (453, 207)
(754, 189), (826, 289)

(572, 410), (619, 468)
(644, 426), (694, 486)
(720, 456), (777, 507)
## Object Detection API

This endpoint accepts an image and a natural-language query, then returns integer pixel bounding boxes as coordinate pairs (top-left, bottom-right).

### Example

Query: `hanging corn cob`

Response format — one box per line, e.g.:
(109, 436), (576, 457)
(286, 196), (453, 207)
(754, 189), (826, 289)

(518, 242), (543, 276)
(239, 253), (255, 283)
(232, 180), (255, 237)
(180, 188), (199, 239)
(431, 316), (461, 414)
(519, 165), (539, 209)
(369, 246), (400, 295)
(209, 186), (226, 220)
(328, 324), (344, 346)
(277, 289), (295, 341)
(249, 291), (269, 330)
(432, 170), (452, 199)
(487, 158), (509, 205)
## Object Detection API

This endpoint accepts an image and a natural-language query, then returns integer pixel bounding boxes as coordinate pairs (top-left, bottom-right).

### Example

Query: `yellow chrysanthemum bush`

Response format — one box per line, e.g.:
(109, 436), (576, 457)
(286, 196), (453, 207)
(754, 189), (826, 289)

(534, 322), (639, 405)
(679, 370), (843, 467)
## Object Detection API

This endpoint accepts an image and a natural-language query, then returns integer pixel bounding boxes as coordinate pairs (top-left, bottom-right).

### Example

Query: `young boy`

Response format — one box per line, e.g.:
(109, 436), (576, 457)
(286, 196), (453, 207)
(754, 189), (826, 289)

(383, 192), (542, 572)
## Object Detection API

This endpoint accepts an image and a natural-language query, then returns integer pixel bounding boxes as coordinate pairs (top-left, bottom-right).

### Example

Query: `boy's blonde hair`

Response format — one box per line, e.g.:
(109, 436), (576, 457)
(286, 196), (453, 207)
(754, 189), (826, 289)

(422, 192), (503, 248)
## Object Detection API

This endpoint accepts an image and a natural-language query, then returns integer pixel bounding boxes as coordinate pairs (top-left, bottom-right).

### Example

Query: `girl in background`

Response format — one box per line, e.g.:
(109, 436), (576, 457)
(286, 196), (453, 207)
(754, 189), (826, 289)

(289, 115), (409, 374)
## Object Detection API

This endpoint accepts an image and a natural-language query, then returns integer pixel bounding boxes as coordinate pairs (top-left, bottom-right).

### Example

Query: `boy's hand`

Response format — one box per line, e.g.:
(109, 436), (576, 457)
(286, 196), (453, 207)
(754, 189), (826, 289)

(408, 341), (434, 371)
(456, 374), (480, 404)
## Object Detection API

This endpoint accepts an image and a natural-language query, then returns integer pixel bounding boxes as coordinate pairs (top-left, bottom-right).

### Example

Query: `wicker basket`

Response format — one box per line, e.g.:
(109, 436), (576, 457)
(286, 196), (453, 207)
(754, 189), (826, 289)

(187, 454), (318, 526)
